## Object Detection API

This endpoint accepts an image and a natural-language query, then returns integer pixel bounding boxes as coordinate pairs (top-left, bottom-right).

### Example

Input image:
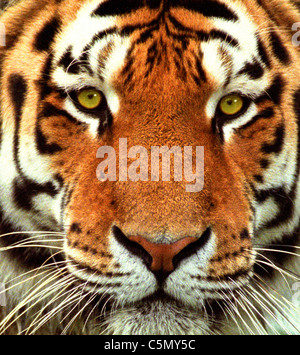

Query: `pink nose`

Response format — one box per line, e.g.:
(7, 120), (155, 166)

(128, 235), (198, 272)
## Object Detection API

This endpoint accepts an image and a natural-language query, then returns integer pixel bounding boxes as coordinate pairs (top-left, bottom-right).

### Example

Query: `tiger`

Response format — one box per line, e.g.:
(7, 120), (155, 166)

(0, 0), (300, 335)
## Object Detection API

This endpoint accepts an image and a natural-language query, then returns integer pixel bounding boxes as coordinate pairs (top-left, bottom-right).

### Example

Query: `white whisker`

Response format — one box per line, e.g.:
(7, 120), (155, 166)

(218, 290), (250, 335)
(26, 279), (83, 335)
(0, 267), (69, 334)
(251, 277), (300, 334)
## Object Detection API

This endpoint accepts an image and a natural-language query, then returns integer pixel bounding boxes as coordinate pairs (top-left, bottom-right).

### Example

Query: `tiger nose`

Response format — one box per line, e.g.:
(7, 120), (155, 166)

(128, 235), (198, 272)
(112, 226), (210, 275)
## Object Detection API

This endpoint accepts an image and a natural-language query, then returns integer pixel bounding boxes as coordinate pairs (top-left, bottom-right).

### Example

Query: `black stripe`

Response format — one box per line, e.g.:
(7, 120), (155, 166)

(93, 0), (141, 16)
(267, 75), (285, 104)
(259, 159), (269, 169)
(254, 75), (284, 105)
(58, 47), (81, 74)
(58, 43), (99, 76)
(60, 183), (73, 226)
(98, 110), (113, 136)
(294, 88), (300, 157)
(254, 186), (294, 230)
(261, 124), (285, 154)
(77, 50), (94, 76)
(194, 54), (207, 83)
(146, 39), (159, 69)
(254, 174), (264, 183)
(174, 56), (187, 81)
(35, 122), (63, 155)
(88, 6), (238, 67)
(254, 186), (280, 203)
(81, 27), (118, 59)
(37, 64), (67, 103)
(92, 0), (161, 17)
(255, 87), (300, 230)
(238, 107), (274, 131)
(253, 181), (295, 229)
(40, 102), (79, 124)
(168, 15), (239, 47)
(3, 6), (44, 50)
(34, 17), (60, 52)
(0, 57), (2, 147)
(172, 0), (238, 21)
(148, 0), (162, 9)
(112, 226), (153, 269)
(291, 0), (300, 12)
(132, 23), (160, 45)
(37, 54), (54, 100)
(195, 30), (238, 47)
(254, 226), (300, 280)
(237, 60), (264, 80)
(0, 207), (63, 269)
(256, 36), (271, 69)
(208, 30), (239, 47)
(36, 103), (81, 154)
(121, 54), (135, 85)
(8, 74), (28, 175)
(9, 74), (27, 118)
(36, 101), (86, 154)
(13, 177), (58, 211)
(263, 188), (294, 228)
(8, 74), (62, 207)
(269, 31), (291, 65)
(240, 229), (250, 240)
(121, 19), (161, 41)
(70, 223), (82, 234)
(64, 184), (75, 210)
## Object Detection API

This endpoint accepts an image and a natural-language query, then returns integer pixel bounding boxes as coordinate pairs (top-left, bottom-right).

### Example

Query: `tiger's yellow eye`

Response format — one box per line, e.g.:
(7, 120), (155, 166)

(219, 94), (244, 116)
(77, 89), (102, 110)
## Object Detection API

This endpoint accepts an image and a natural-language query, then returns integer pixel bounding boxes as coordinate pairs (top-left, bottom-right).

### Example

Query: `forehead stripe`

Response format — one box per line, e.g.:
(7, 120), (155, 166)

(92, 0), (161, 17)
(168, 15), (239, 47)
(256, 35), (271, 69)
(237, 60), (264, 80)
(34, 17), (61, 52)
(92, 0), (238, 22)
(269, 31), (291, 65)
(172, 0), (238, 21)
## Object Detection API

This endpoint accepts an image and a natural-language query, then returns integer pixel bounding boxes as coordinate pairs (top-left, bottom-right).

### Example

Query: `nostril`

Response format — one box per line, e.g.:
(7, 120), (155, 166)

(172, 227), (212, 270)
(112, 226), (153, 268)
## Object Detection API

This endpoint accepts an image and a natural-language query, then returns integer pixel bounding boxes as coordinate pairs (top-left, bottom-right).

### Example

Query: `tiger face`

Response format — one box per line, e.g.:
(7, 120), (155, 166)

(0, 0), (300, 335)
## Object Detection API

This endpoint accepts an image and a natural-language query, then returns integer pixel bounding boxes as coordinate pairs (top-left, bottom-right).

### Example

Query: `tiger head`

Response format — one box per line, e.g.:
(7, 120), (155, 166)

(1, 0), (300, 334)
